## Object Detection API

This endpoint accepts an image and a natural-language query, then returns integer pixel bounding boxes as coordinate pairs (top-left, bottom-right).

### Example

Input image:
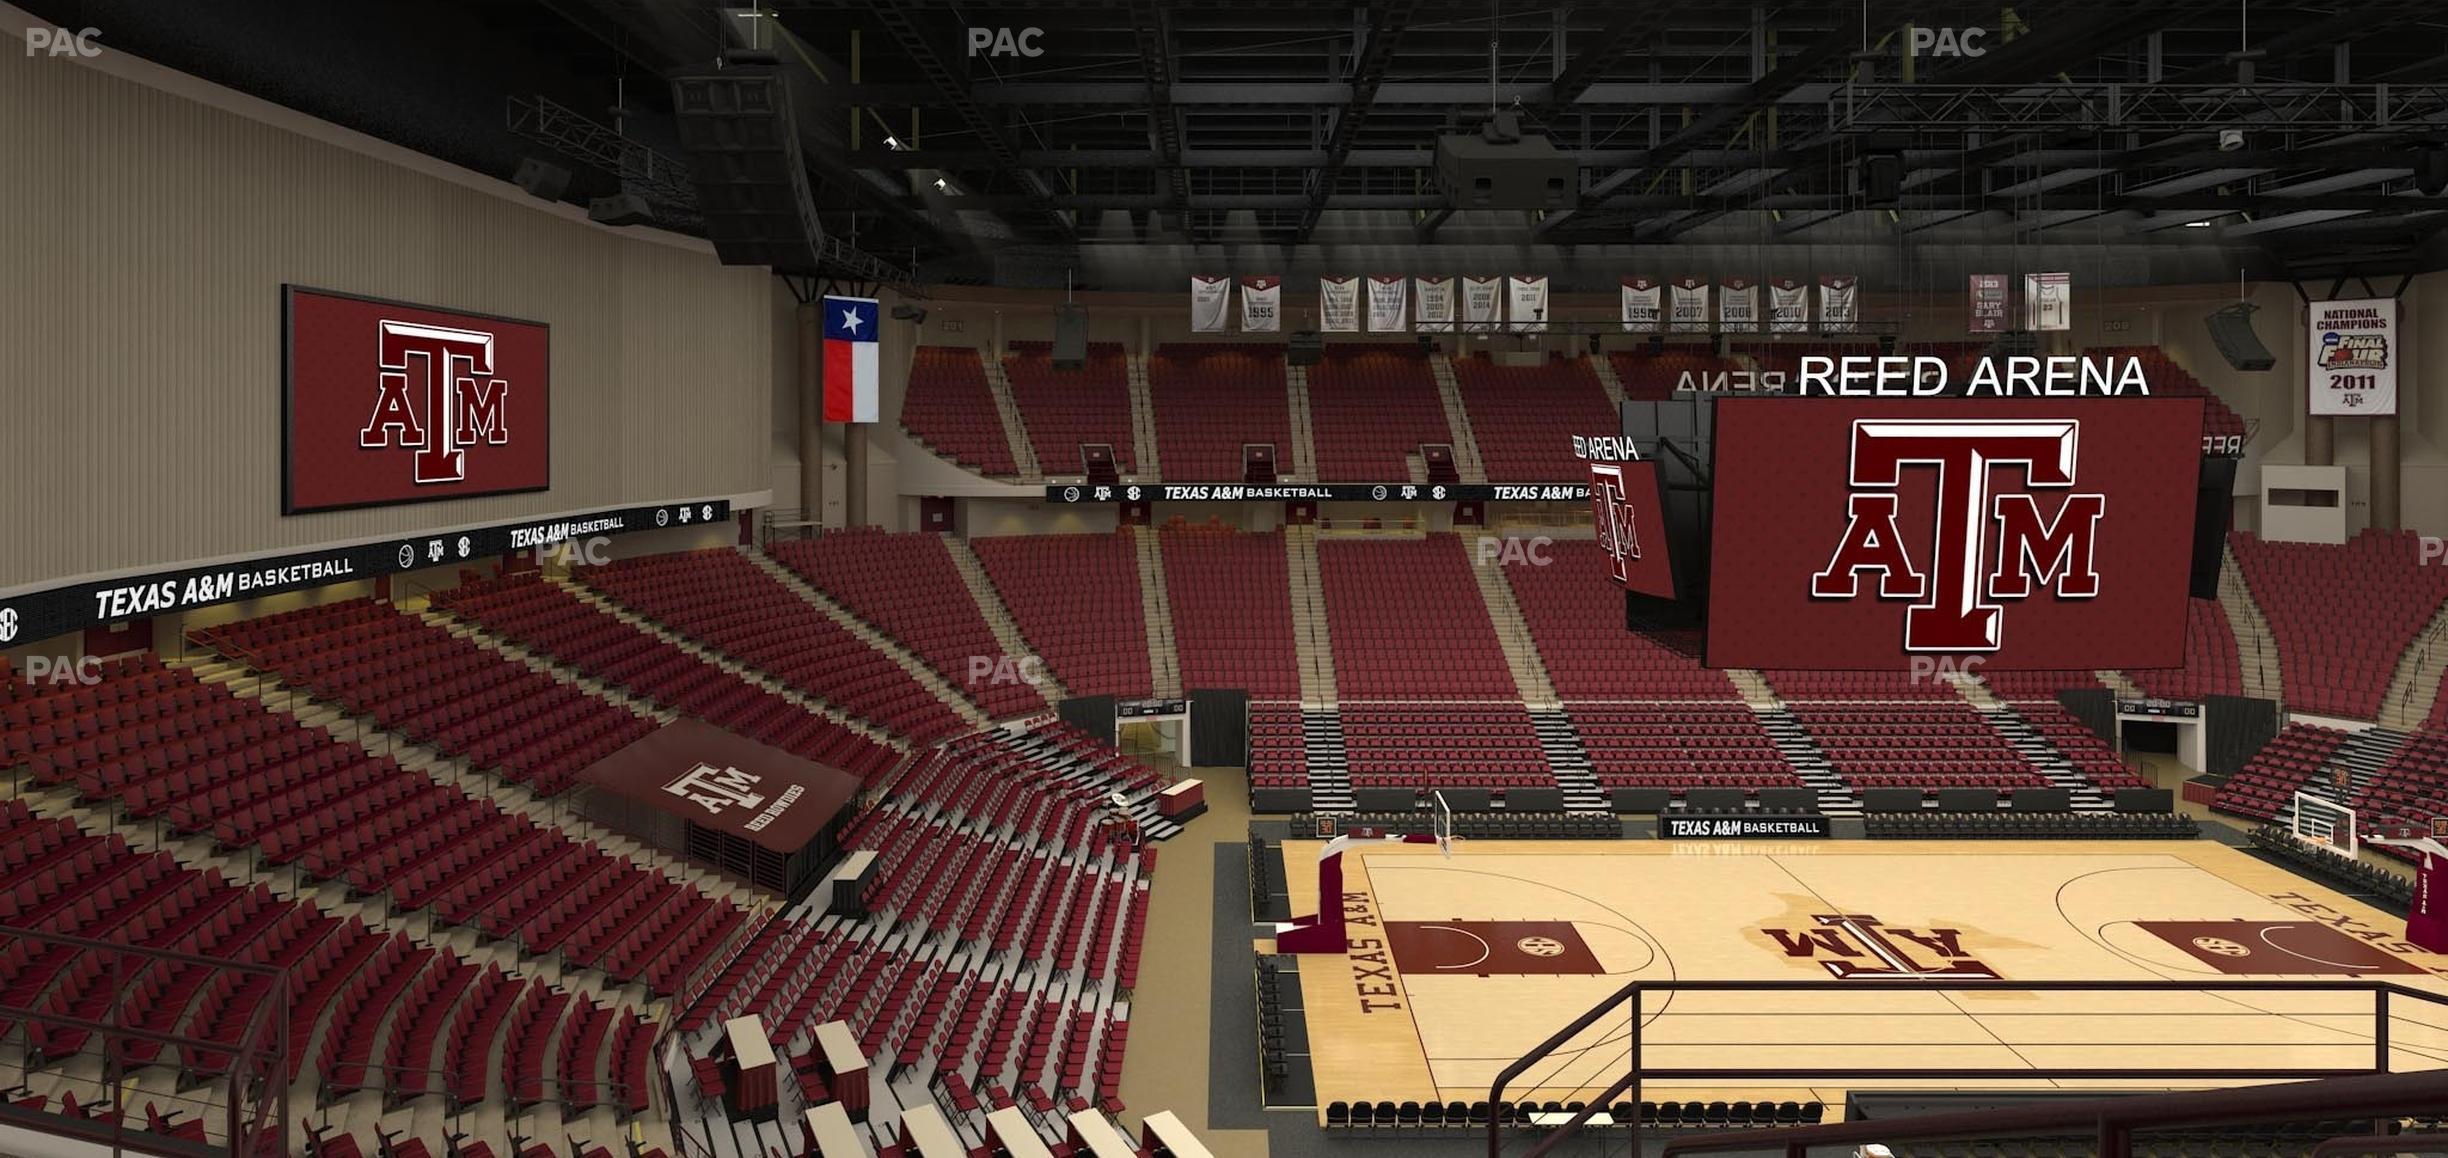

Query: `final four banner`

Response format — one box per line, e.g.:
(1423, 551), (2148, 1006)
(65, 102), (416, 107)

(1415, 276), (1456, 332)
(1620, 277), (1662, 332)
(1819, 275), (1859, 331)
(2025, 271), (2072, 331)
(1319, 276), (1361, 333)
(1462, 276), (1503, 332)
(1719, 277), (1760, 332)
(1239, 276), (1281, 332)
(1769, 278), (1809, 333)
(1507, 275), (1550, 332)
(1669, 277), (1710, 333)
(1190, 276), (1231, 333)
(2307, 298), (2399, 416)
(1366, 275), (1409, 333)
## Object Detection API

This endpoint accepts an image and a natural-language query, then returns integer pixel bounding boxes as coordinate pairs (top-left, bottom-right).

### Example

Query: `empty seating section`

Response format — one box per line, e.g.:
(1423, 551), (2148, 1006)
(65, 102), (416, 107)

(970, 533), (1154, 698)
(1977, 670), (2106, 698)
(2212, 723), (2351, 820)
(1320, 536), (1518, 700)
(430, 573), (903, 779)
(0, 658), (741, 996)
(770, 532), (1046, 718)
(1149, 343), (1291, 480)
(578, 549), (972, 739)
(1338, 706), (1553, 793)
(690, 726), (1160, 1121)
(1452, 355), (1614, 480)
(1004, 340), (1134, 476)
(1503, 538), (1739, 699)
(2085, 346), (2249, 441)
(1735, 341), (1878, 381)
(2126, 598), (2246, 701)
(901, 346), (1018, 476)
(192, 600), (657, 796)
(1305, 345), (1451, 480)
(2011, 701), (2152, 792)
(1786, 702), (2052, 797)
(1157, 524), (1303, 700)
(1569, 705), (1798, 793)
(0, 783), (651, 1119)
(2354, 730), (2448, 861)
(2230, 530), (2448, 719)
(1764, 670), (1963, 700)
(1247, 703), (1309, 791)
(1608, 347), (1745, 401)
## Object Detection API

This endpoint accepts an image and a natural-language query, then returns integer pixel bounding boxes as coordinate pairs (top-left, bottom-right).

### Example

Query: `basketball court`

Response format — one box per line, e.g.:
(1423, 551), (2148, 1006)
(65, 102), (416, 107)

(1274, 839), (2448, 1120)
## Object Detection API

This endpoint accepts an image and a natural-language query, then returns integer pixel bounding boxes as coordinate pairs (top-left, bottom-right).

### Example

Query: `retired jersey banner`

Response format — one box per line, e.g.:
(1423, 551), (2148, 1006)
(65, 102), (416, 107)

(284, 285), (551, 515)
(1239, 276), (1281, 332)
(1704, 396), (2205, 670)
(2024, 272), (2072, 331)
(1969, 273), (2010, 333)
(1366, 275), (1409, 332)
(1319, 276), (1360, 333)
(1507, 275), (1550, 332)
(1621, 277), (1662, 332)
(2307, 298), (2399, 416)
(1669, 277), (1710, 333)
(1720, 277), (1761, 332)
(1415, 276), (1456, 332)
(1189, 275), (1231, 333)
(1819, 275), (1859, 332)
(1769, 277), (1809, 333)
(1462, 276), (1503, 332)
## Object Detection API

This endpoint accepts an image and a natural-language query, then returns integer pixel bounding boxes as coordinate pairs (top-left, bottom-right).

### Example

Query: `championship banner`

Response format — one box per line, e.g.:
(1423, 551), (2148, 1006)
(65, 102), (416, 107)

(1769, 277), (1809, 333)
(1507, 275), (1550, 332)
(1969, 273), (2009, 333)
(1462, 276), (1503, 332)
(1415, 276), (1456, 332)
(2307, 298), (2399, 416)
(1366, 275), (1409, 333)
(283, 285), (550, 514)
(1319, 276), (1361, 333)
(1621, 277), (1662, 332)
(1189, 276), (1231, 333)
(2024, 271), (2072, 331)
(1719, 277), (1761, 332)
(1819, 275), (1859, 332)
(1669, 277), (1710, 333)
(1240, 276), (1282, 332)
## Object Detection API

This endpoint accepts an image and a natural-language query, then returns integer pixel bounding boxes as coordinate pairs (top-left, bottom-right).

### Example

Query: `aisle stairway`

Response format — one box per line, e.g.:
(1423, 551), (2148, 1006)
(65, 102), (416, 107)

(1587, 350), (1628, 407)
(981, 353), (1042, 482)
(1300, 710), (1356, 811)
(1755, 708), (1855, 816)
(1984, 706), (2113, 812)
(1424, 356), (1489, 484)
(2288, 726), (2414, 821)
(1124, 354), (1162, 481)
(1284, 363), (1320, 482)
(2379, 602), (2448, 730)
(739, 550), (993, 728)
(1528, 710), (1606, 812)
(1284, 526), (1339, 707)
(1463, 530), (1561, 708)
(2220, 543), (2285, 704)
(1133, 531), (1184, 699)
(943, 538), (1068, 706)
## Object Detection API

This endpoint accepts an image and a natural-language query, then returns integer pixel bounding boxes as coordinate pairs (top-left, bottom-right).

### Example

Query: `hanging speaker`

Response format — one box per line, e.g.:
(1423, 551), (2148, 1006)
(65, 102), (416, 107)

(1287, 330), (1324, 366)
(2205, 303), (2276, 372)
(1860, 154), (1905, 206)
(1052, 305), (1089, 370)
(2417, 147), (2448, 196)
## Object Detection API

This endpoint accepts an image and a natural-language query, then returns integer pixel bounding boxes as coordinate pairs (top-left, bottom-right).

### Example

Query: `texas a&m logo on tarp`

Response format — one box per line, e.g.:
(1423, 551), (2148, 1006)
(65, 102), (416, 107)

(1810, 419), (2104, 652)
(285, 286), (550, 513)
(1588, 461), (1641, 585)
(663, 763), (766, 817)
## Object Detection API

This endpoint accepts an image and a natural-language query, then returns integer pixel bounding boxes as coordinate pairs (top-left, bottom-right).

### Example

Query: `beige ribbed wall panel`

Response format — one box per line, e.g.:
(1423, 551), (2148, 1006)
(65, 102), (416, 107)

(0, 49), (769, 592)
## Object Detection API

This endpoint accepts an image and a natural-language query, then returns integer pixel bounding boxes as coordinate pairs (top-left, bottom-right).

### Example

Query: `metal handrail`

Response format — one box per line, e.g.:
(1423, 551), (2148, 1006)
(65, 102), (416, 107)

(1488, 978), (2448, 1158)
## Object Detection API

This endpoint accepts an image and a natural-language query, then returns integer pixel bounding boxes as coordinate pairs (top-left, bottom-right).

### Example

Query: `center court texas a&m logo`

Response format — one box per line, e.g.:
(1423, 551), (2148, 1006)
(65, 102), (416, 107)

(1587, 460), (1642, 585)
(358, 321), (514, 484)
(1810, 419), (2104, 652)
(1763, 913), (1999, 979)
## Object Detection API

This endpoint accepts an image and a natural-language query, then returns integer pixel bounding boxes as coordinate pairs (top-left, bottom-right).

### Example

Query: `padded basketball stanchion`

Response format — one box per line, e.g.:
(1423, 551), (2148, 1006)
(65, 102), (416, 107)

(2368, 821), (2448, 953)
(1273, 829), (1446, 955)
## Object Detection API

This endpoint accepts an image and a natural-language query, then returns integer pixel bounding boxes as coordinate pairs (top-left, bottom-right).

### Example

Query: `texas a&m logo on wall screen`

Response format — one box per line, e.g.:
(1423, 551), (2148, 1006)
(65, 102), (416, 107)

(1587, 461), (1641, 585)
(1705, 397), (2203, 670)
(284, 286), (550, 514)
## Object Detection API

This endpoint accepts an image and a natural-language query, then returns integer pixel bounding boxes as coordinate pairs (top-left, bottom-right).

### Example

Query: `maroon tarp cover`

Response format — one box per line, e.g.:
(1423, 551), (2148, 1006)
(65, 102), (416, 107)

(576, 718), (859, 852)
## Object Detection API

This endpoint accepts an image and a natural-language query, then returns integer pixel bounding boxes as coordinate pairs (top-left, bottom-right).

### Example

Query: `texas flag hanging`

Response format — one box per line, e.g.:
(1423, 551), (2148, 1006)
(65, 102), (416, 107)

(822, 295), (880, 423)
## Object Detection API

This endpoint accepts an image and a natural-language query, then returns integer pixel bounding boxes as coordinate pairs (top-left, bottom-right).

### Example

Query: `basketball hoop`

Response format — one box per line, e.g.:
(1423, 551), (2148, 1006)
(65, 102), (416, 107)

(1433, 790), (1455, 859)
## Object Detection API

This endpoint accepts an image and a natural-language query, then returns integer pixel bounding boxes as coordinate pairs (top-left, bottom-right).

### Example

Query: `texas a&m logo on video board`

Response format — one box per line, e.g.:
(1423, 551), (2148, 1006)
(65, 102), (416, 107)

(1587, 458), (1676, 599)
(284, 286), (550, 513)
(1706, 398), (2203, 670)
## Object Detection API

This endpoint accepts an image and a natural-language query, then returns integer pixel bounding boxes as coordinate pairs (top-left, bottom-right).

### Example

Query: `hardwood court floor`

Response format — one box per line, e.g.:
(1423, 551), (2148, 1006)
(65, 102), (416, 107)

(1274, 839), (2448, 1120)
